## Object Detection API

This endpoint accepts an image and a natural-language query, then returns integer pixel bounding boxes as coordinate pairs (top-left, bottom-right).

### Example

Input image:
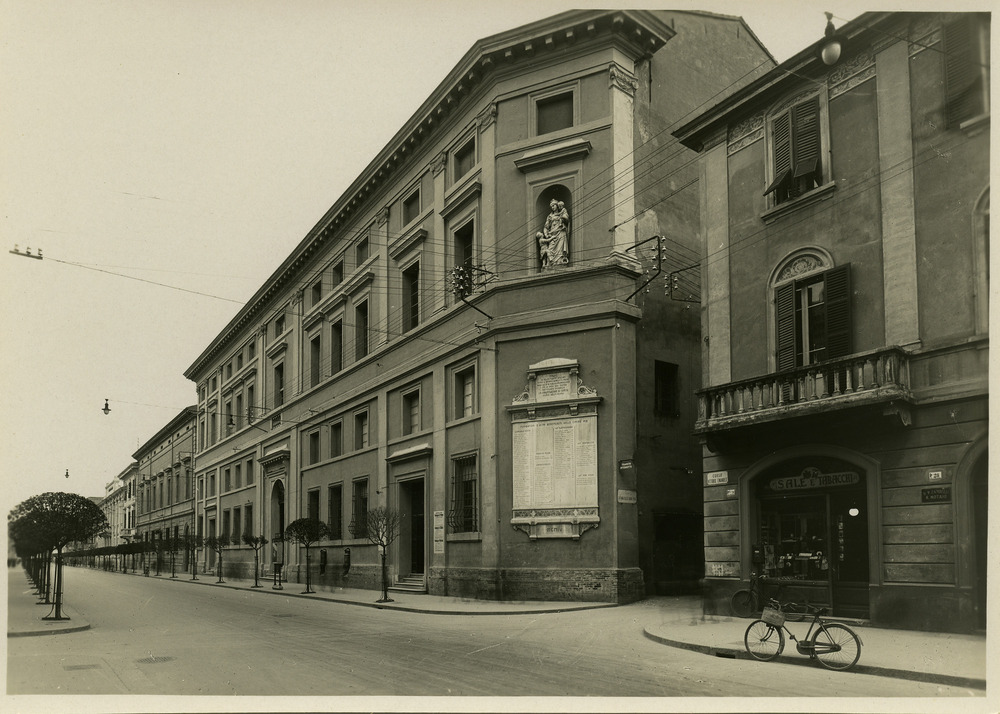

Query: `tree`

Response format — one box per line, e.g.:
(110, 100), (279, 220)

(7, 492), (109, 620)
(242, 532), (269, 588)
(283, 518), (329, 594)
(364, 507), (401, 603)
(185, 534), (202, 580)
(203, 534), (229, 583)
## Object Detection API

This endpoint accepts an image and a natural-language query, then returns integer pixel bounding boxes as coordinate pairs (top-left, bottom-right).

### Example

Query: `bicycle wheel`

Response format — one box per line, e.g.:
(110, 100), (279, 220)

(731, 590), (757, 618)
(811, 623), (862, 670)
(744, 619), (784, 661)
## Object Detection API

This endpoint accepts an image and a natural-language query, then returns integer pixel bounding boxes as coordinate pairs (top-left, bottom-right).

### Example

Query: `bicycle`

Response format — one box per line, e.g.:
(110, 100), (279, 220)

(743, 599), (863, 670)
(730, 571), (768, 617)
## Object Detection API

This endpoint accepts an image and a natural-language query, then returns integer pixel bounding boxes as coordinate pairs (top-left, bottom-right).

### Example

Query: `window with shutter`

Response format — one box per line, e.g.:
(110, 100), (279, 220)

(944, 15), (990, 128)
(764, 96), (824, 205)
(774, 264), (852, 368)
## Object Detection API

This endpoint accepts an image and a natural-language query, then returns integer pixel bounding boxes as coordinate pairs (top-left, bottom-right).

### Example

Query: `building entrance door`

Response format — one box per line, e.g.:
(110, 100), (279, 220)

(398, 479), (425, 577)
(972, 454), (988, 630)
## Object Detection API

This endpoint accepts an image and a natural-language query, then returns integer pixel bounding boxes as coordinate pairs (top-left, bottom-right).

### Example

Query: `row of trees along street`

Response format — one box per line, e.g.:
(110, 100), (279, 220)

(9, 494), (404, 622)
(8, 492), (109, 620)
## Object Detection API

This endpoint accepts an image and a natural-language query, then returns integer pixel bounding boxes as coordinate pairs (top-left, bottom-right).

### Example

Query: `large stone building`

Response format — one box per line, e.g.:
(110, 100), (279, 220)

(674, 12), (989, 631)
(184, 10), (772, 602)
(134, 406), (197, 572)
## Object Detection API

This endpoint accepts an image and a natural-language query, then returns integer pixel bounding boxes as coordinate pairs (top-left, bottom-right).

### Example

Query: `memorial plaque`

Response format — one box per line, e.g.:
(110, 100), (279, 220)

(433, 510), (445, 553)
(535, 371), (572, 401)
(512, 416), (598, 510)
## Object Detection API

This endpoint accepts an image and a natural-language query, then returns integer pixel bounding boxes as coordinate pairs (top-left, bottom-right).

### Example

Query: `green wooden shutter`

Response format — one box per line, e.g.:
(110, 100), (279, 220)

(823, 264), (852, 358)
(944, 16), (982, 127)
(775, 282), (796, 371)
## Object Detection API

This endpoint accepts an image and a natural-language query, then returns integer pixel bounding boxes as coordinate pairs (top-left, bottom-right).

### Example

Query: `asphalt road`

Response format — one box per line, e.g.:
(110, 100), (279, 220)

(7, 566), (978, 701)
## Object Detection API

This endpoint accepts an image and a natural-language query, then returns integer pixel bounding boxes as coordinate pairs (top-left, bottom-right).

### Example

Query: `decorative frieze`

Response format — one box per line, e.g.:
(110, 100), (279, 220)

(829, 51), (875, 99)
(727, 114), (765, 156)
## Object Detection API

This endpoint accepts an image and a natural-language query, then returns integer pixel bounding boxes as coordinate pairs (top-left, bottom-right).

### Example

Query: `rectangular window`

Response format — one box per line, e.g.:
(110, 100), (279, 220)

(246, 385), (255, 424)
(235, 393), (243, 430)
(453, 221), (475, 299)
(403, 390), (420, 435)
(232, 507), (241, 542)
(226, 362), (233, 380)
(944, 15), (990, 127)
(351, 479), (369, 538)
(654, 361), (680, 417)
(311, 280), (322, 307)
(246, 459), (254, 485)
(244, 504), (253, 537)
(332, 260), (344, 286)
(402, 262), (420, 332)
(224, 468), (231, 492)
(328, 485), (343, 539)
(450, 455), (479, 533)
(310, 334), (322, 388)
(308, 489), (320, 522)
(455, 365), (476, 419)
(198, 478), (204, 500)
(274, 314), (285, 338)
(248, 341), (256, 359)
(234, 463), (242, 489)
(236, 352), (243, 370)
(330, 320), (343, 374)
(356, 235), (369, 265)
(355, 301), (369, 360)
(764, 96), (822, 205)
(354, 411), (369, 450)
(537, 91), (574, 135)
(453, 137), (475, 181)
(222, 510), (231, 541)
(309, 430), (321, 465)
(330, 421), (343, 458)
(402, 189), (420, 225)
(273, 363), (284, 407)
(775, 264), (852, 369)
(225, 400), (232, 434)
(208, 473), (215, 496)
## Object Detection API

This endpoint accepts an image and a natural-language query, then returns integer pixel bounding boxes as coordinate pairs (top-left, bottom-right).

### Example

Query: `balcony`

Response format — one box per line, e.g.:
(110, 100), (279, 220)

(695, 347), (912, 434)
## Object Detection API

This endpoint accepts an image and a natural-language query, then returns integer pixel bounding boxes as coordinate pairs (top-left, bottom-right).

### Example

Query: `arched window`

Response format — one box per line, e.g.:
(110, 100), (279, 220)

(769, 249), (851, 370)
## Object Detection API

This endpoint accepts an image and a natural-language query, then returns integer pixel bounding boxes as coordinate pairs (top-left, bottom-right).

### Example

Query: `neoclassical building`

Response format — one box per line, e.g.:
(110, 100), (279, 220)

(675, 11), (989, 631)
(185, 10), (771, 601)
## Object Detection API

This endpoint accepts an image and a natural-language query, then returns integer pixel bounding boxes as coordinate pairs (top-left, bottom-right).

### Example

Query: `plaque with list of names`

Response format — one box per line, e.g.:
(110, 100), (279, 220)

(508, 358), (602, 539)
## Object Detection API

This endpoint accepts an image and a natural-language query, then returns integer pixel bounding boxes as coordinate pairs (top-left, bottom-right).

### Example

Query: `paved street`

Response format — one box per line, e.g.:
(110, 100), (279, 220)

(7, 566), (981, 703)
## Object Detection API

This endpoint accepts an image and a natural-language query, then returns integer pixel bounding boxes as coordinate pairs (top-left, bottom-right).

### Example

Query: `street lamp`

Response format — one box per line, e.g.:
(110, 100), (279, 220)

(102, 399), (111, 415)
(819, 12), (847, 66)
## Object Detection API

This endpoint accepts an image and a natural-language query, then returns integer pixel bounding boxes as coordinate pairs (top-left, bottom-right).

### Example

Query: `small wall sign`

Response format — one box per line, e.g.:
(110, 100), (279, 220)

(726, 488), (737, 498)
(927, 470), (944, 481)
(617, 489), (637, 504)
(707, 471), (728, 485)
(921, 486), (951, 503)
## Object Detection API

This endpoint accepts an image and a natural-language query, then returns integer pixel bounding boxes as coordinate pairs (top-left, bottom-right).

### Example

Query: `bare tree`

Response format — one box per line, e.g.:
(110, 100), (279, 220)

(203, 534), (230, 583)
(242, 532), (269, 588)
(284, 518), (329, 594)
(364, 507), (401, 603)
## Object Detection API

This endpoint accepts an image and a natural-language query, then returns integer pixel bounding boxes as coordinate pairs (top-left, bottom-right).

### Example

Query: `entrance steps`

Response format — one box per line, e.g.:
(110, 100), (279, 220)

(388, 574), (426, 594)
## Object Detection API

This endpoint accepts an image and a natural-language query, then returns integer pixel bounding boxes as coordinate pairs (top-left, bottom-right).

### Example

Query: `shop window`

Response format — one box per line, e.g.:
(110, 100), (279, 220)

(328, 484), (343, 539)
(775, 264), (851, 369)
(943, 14), (990, 128)
(536, 91), (574, 135)
(763, 95), (825, 205)
(654, 361), (679, 417)
(449, 454), (479, 533)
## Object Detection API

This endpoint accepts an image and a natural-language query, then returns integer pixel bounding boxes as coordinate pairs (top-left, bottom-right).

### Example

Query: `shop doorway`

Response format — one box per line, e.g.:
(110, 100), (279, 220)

(755, 458), (870, 619)
(398, 479), (425, 578)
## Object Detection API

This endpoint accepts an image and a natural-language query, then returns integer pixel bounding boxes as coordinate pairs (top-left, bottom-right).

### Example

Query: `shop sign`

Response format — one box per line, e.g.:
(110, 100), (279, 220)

(921, 486), (951, 503)
(770, 467), (859, 492)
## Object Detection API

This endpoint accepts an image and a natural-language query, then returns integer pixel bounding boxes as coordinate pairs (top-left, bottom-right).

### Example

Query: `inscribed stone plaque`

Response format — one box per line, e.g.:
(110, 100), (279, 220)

(512, 416), (598, 510)
(535, 371), (572, 401)
(433, 510), (445, 553)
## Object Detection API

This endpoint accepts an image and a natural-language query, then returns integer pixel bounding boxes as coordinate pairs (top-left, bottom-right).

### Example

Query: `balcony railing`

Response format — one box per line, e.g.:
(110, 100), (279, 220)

(695, 347), (911, 433)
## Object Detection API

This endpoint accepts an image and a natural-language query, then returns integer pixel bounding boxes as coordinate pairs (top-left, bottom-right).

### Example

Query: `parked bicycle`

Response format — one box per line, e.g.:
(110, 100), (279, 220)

(743, 599), (863, 670)
(730, 571), (774, 617)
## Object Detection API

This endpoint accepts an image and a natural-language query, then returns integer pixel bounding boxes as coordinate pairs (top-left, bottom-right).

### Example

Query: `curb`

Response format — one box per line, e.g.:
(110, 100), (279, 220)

(8, 603), (91, 638)
(641, 627), (986, 691)
(115, 569), (617, 616)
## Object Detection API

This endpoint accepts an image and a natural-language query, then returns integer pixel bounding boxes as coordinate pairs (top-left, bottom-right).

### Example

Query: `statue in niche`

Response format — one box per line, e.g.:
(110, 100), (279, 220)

(536, 199), (570, 269)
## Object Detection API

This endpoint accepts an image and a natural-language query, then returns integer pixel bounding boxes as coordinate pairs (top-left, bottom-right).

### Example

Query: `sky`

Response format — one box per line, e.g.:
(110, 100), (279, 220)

(0, 0), (924, 510)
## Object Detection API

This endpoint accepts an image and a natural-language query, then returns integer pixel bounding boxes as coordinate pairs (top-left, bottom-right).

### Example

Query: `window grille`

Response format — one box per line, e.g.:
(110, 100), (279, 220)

(449, 455), (479, 532)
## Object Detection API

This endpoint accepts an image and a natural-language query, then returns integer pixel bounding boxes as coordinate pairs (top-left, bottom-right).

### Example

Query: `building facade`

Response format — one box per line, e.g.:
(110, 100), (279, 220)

(184, 10), (771, 602)
(134, 407), (198, 572)
(675, 11), (989, 631)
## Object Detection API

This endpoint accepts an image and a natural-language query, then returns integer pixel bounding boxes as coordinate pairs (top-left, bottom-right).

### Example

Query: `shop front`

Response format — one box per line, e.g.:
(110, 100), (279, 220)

(746, 455), (875, 620)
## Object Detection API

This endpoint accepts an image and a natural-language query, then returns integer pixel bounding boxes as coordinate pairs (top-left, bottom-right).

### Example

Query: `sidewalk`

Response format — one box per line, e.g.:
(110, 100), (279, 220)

(641, 596), (987, 691)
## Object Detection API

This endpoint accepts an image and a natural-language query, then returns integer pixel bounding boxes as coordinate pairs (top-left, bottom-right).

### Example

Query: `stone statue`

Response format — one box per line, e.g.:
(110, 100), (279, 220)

(537, 199), (570, 269)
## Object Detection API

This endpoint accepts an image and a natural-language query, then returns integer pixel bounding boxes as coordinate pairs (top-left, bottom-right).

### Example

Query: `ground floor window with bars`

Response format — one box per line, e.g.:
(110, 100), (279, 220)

(349, 479), (368, 539)
(449, 454), (479, 533)
(328, 484), (342, 540)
